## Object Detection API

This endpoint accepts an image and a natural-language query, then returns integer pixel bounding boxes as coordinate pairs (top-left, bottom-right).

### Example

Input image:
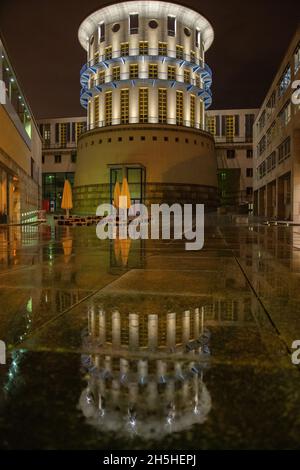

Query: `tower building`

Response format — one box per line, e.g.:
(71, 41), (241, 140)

(74, 1), (217, 212)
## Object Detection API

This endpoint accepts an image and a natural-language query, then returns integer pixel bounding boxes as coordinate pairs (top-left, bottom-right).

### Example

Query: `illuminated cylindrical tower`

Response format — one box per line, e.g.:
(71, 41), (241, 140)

(75, 1), (217, 213)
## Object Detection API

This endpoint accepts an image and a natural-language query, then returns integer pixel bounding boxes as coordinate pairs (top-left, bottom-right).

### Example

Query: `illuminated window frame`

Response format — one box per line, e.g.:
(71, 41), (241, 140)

(158, 88), (167, 124)
(105, 46), (112, 60)
(190, 94), (195, 127)
(207, 116), (216, 136)
(94, 96), (100, 126)
(112, 66), (120, 81)
(176, 45), (184, 60)
(121, 42), (129, 57)
(158, 42), (167, 56)
(105, 91), (112, 126)
(139, 41), (148, 55)
(148, 63), (158, 79)
(184, 69), (191, 84)
(130, 63), (139, 79)
(226, 115), (235, 142)
(98, 70), (105, 84)
(139, 88), (148, 123)
(176, 90), (184, 125)
(120, 89), (129, 124)
(167, 65), (176, 81)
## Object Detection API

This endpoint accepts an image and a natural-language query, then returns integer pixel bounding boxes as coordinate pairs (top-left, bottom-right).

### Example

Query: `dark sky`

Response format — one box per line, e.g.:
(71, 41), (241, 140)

(0, 0), (299, 119)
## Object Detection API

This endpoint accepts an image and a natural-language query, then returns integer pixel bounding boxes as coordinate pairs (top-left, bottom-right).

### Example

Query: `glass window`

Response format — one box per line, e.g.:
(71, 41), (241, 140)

(121, 42), (129, 56)
(167, 16), (176, 37)
(112, 66), (120, 81)
(183, 69), (190, 84)
(158, 42), (167, 56)
(105, 91), (112, 126)
(130, 64), (138, 79)
(120, 89), (129, 124)
(176, 90), (183, 125)
(55, 155), (61, 164)
(139, 88), (148, 123)
(105, 46), (112, 60)
(207, 116), (216, 135)
(99, 23), (105, 43)
(129, 14), (139, 34)
(148, 63), (158, 79)
(139, 41), (148, 55)
(190, 94), (195, 127)
(94, 95), (100, 126)
(158, 88), (167, 124)
(98, 70), (105, 84)
(167, 65), (176, 80)
(176, 45), (184, 59)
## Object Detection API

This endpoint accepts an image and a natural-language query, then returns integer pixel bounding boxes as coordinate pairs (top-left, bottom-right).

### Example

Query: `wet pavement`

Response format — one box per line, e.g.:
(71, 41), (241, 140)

(1, 216), (300, 449)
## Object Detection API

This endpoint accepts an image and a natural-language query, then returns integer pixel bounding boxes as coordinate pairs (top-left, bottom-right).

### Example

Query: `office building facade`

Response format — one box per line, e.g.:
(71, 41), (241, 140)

(253, 28), (300, 221)
(74, 1), (217, 213)
(0, 36), (42, 224)
(206, 108), (258, 210)
(38, 117), (86, 212)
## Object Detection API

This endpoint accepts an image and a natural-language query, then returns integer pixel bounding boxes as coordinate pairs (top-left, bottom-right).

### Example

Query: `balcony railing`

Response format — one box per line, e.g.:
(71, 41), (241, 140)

(86, 71), (205, 90)
(80, 47), (206, 76)
(78, 117), (206, 136)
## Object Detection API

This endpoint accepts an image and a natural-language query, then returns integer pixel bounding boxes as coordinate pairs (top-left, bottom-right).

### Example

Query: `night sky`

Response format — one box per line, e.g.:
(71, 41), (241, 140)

(0, 0), (299, 119)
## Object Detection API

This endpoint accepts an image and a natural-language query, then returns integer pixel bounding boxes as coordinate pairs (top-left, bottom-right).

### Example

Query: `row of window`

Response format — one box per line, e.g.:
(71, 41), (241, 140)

(39, 122), (86, 146)
(256, 41), (300, 133)
(42, 154), (77, 164)
(90, 42), (202, 64)
(206, 114), (255, 141)
(93, 16), (201, 45)
(256, 100), (293, 156)
(89, 88), (203, 128)
(257, 137), (291, 179)
(89, 63), (202, 87)
(79, 135), (212, 149)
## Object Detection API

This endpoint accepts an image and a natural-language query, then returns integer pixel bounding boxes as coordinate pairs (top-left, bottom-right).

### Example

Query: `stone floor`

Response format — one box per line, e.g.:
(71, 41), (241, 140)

(1, 216), (300, 449)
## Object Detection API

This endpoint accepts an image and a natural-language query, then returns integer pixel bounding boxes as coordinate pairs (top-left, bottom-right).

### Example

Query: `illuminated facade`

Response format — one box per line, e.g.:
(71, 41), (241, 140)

(0, 36), (42, 224)
(253, 27), (300, 221)
(74, 1), (217, 213)
(206, 108), (259, 210)
(38, 117), (86, 212)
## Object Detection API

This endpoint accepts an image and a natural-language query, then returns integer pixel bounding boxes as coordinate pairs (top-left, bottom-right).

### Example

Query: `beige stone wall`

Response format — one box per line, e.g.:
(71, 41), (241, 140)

(75, 125), (217, 186)
(74, 125), (218, 213)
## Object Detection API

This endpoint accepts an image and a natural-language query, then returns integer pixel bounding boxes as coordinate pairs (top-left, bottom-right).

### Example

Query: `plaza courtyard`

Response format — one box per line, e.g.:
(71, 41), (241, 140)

(1, 216), (300, 449)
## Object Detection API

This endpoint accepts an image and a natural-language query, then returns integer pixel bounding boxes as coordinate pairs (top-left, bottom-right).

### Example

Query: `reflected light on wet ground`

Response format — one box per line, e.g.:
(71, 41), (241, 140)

(1, 217), (300, 449)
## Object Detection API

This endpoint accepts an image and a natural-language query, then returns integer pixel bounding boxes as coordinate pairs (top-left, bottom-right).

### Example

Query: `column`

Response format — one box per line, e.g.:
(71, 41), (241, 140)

(138, 359), (148, 384)
(194, 308), (200, 338)
(182, 310), (190, 344)
(112, 310), (121, 347)
(99, 309), (106, 344)
(129, 313), (139, 350)
(167, 312), (176, 349)
(148, 314), (158, 351)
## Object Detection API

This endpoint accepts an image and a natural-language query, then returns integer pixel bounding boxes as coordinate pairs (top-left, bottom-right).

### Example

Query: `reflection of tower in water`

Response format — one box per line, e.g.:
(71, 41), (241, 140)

(79, 301), (212, 438)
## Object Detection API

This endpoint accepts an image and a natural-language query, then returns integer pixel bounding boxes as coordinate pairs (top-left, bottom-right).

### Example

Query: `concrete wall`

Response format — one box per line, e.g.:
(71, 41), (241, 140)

(74, 125), (218, 213)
